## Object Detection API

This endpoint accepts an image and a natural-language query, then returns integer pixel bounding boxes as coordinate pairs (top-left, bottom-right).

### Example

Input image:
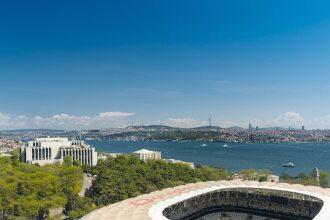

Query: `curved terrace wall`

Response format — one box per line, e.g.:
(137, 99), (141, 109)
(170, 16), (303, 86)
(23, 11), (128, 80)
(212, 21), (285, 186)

(81, 181), (330, 220)
(162, 188), (323, 220)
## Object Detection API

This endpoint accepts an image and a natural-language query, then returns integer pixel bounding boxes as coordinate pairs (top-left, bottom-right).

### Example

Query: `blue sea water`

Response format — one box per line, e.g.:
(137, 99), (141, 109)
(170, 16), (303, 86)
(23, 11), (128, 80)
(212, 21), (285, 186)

(86, 141), (330, 176)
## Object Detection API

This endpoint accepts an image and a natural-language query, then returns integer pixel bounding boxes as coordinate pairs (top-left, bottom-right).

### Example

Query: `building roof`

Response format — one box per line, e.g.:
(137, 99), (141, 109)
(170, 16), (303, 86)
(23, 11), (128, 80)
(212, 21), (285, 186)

(133, 149), (156, 154)
(81, 180), (330, 220)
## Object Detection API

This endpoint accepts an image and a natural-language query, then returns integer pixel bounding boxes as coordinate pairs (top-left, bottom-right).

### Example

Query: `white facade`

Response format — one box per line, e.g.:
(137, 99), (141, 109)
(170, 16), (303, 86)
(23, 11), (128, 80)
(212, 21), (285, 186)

(164, 159), (195, 169)
(20, 137), (97, 166)
(132, 149), (161, 161)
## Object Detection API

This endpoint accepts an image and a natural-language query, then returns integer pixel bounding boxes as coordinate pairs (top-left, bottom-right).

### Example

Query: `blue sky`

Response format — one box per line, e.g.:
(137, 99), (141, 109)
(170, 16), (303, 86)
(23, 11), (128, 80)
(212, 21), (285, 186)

(1, 0), (330, 129)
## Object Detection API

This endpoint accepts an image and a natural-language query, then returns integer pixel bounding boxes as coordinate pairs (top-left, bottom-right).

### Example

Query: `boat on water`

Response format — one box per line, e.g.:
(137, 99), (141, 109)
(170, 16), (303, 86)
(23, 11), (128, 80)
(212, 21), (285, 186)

(282, 162), (295, 168)
(201, 143), (207, 147)
(223, 144), (229, 148)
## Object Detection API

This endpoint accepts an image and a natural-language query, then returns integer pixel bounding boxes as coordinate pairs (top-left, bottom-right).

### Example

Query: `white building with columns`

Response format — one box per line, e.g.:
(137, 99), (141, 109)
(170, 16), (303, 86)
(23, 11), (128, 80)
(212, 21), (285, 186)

(20, 137), (98, 166)
(132, 149), (161, 161)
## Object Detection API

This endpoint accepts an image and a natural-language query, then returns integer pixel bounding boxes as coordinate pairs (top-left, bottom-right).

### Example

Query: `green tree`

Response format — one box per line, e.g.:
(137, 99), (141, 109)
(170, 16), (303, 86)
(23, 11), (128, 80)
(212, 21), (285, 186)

(73, 160), (81, 167)
(63, 156), (73, 167)
(319, 170), (329, 188)
(0, 155), (84, 219)
(89, 155), (229, 206)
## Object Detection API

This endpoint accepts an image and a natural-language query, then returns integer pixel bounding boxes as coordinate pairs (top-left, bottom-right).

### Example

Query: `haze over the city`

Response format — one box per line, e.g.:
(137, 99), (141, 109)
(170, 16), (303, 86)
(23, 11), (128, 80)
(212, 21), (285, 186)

(1, 0), (330, 129)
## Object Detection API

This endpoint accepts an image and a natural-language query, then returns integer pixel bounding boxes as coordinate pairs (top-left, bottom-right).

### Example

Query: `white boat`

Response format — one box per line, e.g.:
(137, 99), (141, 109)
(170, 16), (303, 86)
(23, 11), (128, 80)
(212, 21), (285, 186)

(223, 144), (229, 148)
(282, 162), (295, 168)
(201, 143), (207, 147)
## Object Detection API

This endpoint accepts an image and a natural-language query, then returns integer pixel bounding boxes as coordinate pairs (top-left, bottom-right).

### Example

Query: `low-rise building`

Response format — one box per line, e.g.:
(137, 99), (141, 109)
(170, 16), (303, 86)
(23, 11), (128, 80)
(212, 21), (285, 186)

(20, 137), (97, 166)
(164, 159), (195, 169)
(132, 149), (161, 161)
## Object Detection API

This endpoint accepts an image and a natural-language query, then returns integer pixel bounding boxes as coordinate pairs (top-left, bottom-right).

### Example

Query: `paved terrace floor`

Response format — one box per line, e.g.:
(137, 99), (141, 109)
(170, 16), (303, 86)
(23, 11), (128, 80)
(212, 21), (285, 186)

(81, 180), (330, 220)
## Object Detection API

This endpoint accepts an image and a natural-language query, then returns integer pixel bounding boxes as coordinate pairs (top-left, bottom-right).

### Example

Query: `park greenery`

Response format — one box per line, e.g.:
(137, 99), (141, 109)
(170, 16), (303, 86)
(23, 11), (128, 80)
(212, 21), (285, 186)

(0, 152), (90, 219)
(239, 169), (272, 182)
(0, 151), (328, 219)
(84, 155), (229, 206)
(280, 170), (328, 187)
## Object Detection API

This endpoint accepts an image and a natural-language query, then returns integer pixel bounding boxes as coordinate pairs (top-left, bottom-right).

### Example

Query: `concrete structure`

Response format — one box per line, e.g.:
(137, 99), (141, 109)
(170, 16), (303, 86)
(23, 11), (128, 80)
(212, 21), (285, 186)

(268, 174), (280, 183)
(81, 181), (330, 220)
(108, 153), (123, 158)
(20, 137), (97, 166)
(313, 167), (320, 186)
(164, 159), (195, 169)
(132, 149), (161, 161)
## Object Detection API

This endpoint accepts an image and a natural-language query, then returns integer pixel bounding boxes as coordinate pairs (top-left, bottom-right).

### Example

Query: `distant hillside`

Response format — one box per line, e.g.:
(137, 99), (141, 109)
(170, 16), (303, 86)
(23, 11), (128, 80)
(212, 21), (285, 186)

(0, 129), (65, 133)
(227, 126), (245, 130)
(188, 126), (220, 131)
(127, 125), (182, 131)
(127, 125), (222, 131)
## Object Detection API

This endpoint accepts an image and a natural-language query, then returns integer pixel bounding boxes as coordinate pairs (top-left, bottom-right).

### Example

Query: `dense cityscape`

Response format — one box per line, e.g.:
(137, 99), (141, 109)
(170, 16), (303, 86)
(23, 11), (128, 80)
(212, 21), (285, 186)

(3, 124), (329, 146)
(95, 125), (330, 143)
(3, 0), (330, 219)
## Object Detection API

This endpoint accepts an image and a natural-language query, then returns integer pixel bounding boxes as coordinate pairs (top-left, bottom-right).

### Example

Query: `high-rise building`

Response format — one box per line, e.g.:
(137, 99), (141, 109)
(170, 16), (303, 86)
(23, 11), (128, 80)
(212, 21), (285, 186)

(20, 137), (98, 166)
(302, 126), (305, 131)
(249, 123), (252, 130)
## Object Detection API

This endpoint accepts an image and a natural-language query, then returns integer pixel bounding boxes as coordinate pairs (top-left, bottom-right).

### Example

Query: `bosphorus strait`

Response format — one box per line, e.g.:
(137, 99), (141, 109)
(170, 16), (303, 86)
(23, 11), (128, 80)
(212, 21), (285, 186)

(88, 140), (330, 176)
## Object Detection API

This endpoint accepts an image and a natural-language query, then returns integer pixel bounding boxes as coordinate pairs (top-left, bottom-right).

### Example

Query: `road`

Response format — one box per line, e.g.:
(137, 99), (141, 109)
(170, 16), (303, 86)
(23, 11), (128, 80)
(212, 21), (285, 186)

(79, 174), (93, 197)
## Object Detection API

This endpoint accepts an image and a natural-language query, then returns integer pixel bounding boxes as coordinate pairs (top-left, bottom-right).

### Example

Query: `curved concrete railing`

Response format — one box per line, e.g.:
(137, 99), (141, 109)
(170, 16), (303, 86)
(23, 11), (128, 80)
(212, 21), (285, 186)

(81, 181), (330, 220)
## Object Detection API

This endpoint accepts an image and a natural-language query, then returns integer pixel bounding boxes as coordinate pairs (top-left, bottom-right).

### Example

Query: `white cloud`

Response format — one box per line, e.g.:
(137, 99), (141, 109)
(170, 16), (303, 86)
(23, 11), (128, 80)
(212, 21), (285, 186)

(31, 112), (135, 129)
(273, 112), (303, 125)
(0, 113), (11, 127)
(2, 111), (330, 130)
(163, 117), (207, 128)
(97, 112), (136, 120)
(0, 112), (136, 130)
(34, 114), (92, 128)
(219, 112), (305, 129)
(0, 113), (28, 129)
(251, 112), (304, 128)
(308, 115), (330, 129)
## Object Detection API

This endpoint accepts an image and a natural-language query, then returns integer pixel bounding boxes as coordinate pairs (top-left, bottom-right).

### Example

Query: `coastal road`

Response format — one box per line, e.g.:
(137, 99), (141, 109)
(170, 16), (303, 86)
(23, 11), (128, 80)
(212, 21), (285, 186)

(79, 174), (93, 197)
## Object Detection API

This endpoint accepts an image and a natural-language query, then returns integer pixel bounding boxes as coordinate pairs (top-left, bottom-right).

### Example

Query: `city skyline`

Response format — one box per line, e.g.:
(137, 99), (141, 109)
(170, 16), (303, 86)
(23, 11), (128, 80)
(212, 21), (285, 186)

(0, 111), (317, 130)
(2, 1), (330, 129)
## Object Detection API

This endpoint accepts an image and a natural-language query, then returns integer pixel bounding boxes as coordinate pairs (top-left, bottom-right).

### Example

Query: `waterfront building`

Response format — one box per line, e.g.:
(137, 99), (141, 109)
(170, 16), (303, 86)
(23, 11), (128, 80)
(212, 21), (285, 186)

(97, 154), (108, 161)
(108, 153), (123, 158)
(20, 137), (97, 166)
(132, 149), (161, 161)
(164, 159), (195, 169)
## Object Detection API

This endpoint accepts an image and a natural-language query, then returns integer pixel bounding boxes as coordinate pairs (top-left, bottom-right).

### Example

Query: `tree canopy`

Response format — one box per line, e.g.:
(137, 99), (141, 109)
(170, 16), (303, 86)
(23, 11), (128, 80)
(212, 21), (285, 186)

(0, 155), (83, 219)
(86, 155), (229, 206)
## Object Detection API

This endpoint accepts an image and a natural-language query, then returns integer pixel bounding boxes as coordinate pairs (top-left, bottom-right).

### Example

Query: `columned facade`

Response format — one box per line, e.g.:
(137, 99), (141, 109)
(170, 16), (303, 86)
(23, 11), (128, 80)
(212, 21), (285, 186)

(59, 147), (97, 166)
(20, 137), (98, 166)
